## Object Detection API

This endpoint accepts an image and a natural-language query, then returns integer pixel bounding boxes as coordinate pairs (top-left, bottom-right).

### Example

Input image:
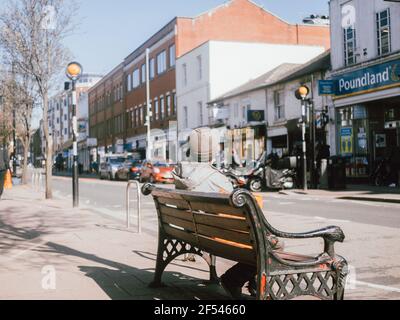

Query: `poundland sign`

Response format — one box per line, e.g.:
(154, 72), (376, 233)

(333, 59), (400, 98)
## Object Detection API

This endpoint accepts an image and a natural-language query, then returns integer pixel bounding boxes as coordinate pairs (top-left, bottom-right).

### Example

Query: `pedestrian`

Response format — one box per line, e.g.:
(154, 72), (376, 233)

(172, 127), (282, 299)
(316, 141), (330, 186)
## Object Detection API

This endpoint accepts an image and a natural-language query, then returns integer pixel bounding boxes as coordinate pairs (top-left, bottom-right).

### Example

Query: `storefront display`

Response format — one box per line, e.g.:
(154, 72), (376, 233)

(332, 56), (400, 182)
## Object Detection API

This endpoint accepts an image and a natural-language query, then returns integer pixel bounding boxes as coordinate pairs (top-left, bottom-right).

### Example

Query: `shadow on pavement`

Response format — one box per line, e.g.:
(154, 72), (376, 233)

(39, 242), (228, 300)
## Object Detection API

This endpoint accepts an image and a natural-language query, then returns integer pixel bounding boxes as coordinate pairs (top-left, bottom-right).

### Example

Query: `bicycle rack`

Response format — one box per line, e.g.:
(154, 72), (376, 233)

(126, 180), (142, 233)
(30, 168), (45, 192)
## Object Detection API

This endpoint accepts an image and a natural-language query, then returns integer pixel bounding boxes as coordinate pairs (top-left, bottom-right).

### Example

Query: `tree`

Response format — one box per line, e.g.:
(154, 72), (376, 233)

(0, 68), (38, 184)
(0, 0), (78, 198)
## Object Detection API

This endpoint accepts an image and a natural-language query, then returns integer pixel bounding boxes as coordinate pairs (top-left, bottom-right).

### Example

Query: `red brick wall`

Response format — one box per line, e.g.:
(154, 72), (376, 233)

(176, 0), (330, 58)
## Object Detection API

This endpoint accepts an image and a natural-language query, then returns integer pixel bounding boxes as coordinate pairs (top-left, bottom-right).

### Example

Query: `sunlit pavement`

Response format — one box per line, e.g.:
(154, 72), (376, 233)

(0, 178), (399, 299)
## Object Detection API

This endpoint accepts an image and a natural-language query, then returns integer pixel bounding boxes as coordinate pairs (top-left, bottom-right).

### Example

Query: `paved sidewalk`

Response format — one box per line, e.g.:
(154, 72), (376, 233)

(0, 186), (232, 300)
(1, 184), (400, 300)
(278, 185), (400, 203)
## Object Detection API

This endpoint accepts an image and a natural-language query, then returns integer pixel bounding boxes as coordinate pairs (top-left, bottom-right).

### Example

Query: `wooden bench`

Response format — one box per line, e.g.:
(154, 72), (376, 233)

(142, 184), (348, 300)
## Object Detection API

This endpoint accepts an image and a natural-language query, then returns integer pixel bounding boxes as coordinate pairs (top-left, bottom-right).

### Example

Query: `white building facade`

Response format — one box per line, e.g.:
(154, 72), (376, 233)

(46, 73), (102, 170)
(329, 0), (400, 182)
(209, 52), (335, 164)
(176, 40), (326, 139)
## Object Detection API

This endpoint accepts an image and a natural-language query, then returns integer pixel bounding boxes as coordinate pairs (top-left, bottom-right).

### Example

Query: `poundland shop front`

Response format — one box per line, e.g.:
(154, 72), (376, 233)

(331, 56), (400, 182)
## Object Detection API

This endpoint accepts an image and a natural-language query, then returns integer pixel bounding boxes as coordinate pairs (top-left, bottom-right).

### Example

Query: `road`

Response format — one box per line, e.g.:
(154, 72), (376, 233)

(52, 176), (400, 300)
(52, 176), (400, 228)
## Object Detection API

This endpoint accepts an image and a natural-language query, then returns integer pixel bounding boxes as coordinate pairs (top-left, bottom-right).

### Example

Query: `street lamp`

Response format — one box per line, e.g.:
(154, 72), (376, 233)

(295, 85), (310, 191)
(66, 62), (83, 208)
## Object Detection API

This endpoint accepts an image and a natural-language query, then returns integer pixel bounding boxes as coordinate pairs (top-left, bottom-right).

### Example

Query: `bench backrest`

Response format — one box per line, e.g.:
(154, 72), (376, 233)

(147, 186), (263, 265)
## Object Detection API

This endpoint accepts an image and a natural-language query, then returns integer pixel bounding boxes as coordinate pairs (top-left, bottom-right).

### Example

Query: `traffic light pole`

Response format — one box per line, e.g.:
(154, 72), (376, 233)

(301, 98), (308, 191)
(72, 80), (79, 208)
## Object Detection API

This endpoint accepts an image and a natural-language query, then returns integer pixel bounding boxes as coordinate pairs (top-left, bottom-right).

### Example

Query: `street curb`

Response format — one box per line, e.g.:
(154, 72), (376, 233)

(338, 196), (400, 204)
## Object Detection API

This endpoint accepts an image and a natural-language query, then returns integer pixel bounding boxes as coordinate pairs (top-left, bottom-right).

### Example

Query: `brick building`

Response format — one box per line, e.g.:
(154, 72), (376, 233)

(89, 0), (331, 160)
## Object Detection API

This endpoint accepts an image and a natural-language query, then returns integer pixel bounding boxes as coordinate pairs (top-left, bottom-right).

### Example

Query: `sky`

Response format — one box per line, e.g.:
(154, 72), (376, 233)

(63, 0), (330, 75)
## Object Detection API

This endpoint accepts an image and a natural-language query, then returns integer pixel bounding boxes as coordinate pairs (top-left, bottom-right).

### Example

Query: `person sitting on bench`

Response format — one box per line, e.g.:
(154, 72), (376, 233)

(172, 127), (282, 299)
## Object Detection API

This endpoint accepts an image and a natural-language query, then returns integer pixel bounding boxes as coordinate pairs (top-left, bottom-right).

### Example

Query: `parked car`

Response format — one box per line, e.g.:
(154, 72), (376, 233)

(139, 160), (175, 184)
(99, 156), (126, 180)
(115, 159), (143, 181)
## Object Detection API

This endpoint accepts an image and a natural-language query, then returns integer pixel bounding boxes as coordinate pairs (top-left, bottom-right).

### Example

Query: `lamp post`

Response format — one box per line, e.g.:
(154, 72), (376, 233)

(145, 48), (152, 160)
(295, 86), (310, 191)
(66, 62), (83, 208)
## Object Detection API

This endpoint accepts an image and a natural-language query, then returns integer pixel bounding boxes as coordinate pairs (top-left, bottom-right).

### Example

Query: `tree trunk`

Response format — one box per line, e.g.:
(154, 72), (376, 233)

(42, 91), (53, 199)
(21, 136), (30, 185)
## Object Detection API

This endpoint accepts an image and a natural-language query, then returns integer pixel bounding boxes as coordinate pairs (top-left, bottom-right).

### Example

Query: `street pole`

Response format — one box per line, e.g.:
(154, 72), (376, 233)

(12, 108), (16, 176)
(301, 98), (308, 191)
(66, 62), (83, 208)
(11, 64), (17, 176)
(71, 80), (79, 207)
(145, 48), (152, 160)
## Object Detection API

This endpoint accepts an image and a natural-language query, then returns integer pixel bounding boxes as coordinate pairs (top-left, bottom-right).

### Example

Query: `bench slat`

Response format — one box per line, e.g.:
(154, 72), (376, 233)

(194, 212), (250, 232)
(162, 214), (196, 233)
(190, 201), (245, 216)
(163, 224), (198, 247)
(156, 197), (190, 210)
(158, 205), (193, 222)
(198, 236), (256, 265)
(196, 224), (252, 246)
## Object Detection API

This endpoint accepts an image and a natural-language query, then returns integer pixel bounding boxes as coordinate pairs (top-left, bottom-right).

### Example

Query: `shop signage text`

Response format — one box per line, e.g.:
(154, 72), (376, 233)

(333, 59), (400, 98)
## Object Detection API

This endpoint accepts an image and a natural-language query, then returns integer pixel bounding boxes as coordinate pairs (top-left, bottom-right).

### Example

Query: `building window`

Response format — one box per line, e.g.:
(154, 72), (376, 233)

(274, 91), (285, 121)
(171, 92), (178, 115)
(166, 95), (171, 117)
(184, 106), (188, 129)
(377, 9), (391, 56)
(127, 74), (132, 92)
(160, 96), (165, 120)
(198, 101), (203, 126)
(197, 55), (202, 80)
(182, 64), (187, 86)
(132, 69), (140, 88)
(157, 50), (167, 75)
(154, 99), (159, 121)
(169, 44), (176, 67)
(141, 64), (146, 84)
(343, 27), (356, 66)
(150, 58), (155, 79)
(234, 103), (239, 119)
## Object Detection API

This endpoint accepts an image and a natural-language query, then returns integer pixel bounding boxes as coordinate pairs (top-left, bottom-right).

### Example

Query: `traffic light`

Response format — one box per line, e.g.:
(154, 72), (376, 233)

(295, 85), (310, 100)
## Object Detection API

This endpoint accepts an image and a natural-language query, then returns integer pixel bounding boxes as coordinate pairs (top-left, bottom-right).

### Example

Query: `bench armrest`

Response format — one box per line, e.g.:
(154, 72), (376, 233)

(266, 223), (345, 257)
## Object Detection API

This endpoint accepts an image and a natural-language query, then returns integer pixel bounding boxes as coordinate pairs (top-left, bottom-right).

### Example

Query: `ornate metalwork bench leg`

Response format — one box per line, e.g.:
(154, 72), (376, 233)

(149, 231), (168, 288)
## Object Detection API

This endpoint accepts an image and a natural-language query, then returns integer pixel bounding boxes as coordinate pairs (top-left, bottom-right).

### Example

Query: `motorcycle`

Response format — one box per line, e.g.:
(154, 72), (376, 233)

(220, 153), (265, 192)
(222, 164), (264, 192)
(264, 166), (296, 190)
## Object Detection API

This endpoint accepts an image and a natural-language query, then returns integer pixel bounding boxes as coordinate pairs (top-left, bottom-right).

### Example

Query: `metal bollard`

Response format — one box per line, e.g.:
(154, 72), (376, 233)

(126, 180), (142, 233)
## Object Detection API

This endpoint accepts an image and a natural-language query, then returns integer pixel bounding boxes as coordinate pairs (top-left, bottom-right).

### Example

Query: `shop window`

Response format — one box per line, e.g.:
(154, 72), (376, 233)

(377, 9), (391, 56)
(343, 27), (356, 66)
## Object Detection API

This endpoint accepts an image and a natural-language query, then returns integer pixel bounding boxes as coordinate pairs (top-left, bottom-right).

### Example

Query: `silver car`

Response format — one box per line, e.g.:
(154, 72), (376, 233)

(99, 156), (126, 180)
